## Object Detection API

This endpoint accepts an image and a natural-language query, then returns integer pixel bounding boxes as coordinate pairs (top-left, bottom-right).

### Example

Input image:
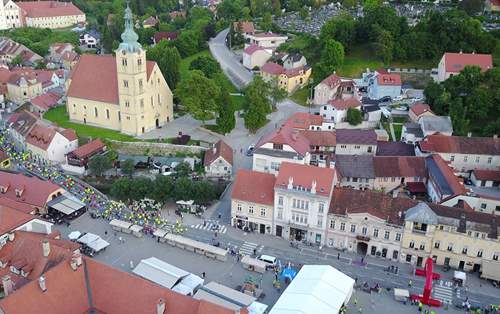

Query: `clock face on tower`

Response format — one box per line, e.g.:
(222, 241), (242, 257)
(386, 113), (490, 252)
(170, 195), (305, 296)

(122, 50), (126, 55)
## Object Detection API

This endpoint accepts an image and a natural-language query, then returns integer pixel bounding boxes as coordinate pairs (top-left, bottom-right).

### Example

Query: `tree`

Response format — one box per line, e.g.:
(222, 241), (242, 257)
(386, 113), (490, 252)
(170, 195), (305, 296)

(299, 7), (309, 20)
(346, 108), (363, 125)
(375, 27), (394, 65)
(320, 14), (356, 52)
(11, 55), (23, 66)
(459, 0), (484, 16)
(175, 70), (221, 124)
(129, 177), (154, 201)
(189, 55), (220, 78)
(147, 41), (181, 89)
(151, 175), (174, 203)
(270, 79), (287, 108)
(192, 181), (216, 204)
(216, 87), (236, 134)
(243, 76), (272, 132)
(174, 162), (192, 177)
(174, 30), (199, 57)
(260, 12), (273, 31)
(316, 39), (344, 81)
(121, 159), (135, 177)
(88, 155), (112, 177)
(110, 177), (131, 201)
(174, 177), (193, 201)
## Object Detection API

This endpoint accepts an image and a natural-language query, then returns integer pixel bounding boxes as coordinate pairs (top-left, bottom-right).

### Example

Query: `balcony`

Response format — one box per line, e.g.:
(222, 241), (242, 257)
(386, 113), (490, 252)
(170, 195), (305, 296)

(412, 228), (427, 235)
(356, 235), (370, 242)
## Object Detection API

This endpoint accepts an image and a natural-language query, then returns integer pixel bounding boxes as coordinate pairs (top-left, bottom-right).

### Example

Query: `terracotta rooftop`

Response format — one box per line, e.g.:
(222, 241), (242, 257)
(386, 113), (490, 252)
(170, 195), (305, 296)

(284, 112), (323, 130)
(377, 73), (401, 86)
(204, 140), (233, 166)
(243, 43), (267, 55)
(61, 50), (78, 62)
(232, 169), (275, 206)
(256, 125), (310, 156)
(25, 124), (57, 150)
(143, 16), (159, 26)
(373, 156), (427, 178)
(275, 162), (335, 197)
(7, 110), (38, 137)
(418, 134), (500, 155)
(0, 171), (62, 208)
(67, 55), (156, 105)
(69, 139), (105, 159)
(336, 129), (377, 145)
(472, 169), (500, 182)
(0, 206), (34, 235)
(261, 62), (284, 75)
(17, 1), (84, 18)
(327, 98), (361, 110)
(410, 103), (433, 117)
(300, 130), (336, 147)
(233, 21), (255, 33)
(443, 52), (493, 73)
(319, 74), (341, 88)
(30, 92), (62, 111)
(253, 32), (286, 38)
(153, 31), (178, 43)
(0, 197), (34, 214)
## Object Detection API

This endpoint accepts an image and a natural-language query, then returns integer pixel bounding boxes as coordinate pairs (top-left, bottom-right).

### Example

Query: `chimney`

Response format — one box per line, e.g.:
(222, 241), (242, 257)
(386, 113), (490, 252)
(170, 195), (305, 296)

(72, 252), (82, 266)
(157, 298), (166, 314)
(38, 276), (47, 292)
(311, 180), (317, 194)
(42, 240), (50, 257)
(494, 134), (498, 139)
(467, 132), (472, 138)
(2, 275), (13, 297)
(70, 259), (78, 271)
(287, 176), (294, 189)
(8, 232), (15, 242)
(212, 146), (216, 155)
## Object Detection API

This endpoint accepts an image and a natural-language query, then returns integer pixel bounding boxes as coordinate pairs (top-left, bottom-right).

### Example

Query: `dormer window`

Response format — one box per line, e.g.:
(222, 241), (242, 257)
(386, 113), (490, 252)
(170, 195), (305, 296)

(122, 58), (127, 66)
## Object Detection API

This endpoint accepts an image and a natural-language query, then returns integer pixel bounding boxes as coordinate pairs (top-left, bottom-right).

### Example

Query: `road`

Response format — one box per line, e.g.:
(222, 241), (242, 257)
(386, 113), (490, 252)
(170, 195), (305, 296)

(209, 28), (253, 89)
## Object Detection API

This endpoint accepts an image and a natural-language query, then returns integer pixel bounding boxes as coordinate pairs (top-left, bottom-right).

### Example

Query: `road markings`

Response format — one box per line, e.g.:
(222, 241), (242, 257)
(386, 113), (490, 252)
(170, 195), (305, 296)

(433, 284), (453, 304)
(190, 221), (227, 234)
(239, 241), (260, 256)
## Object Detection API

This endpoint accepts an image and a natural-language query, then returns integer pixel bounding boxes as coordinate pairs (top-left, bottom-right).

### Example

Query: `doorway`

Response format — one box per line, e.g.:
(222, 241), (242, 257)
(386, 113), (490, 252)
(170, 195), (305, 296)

(259, 224), (265, 234)
(276, 225), (282, 237)
(472, 263), (480, 272)
(290, 227), (306, 242)
(417, 256), (423, 267)
(83, 118), (86, 124)
(357, 242), (368, 255)
(444, 257), (450, 266)
(458, 261), (465, 270)
(156, 118), (160, 128)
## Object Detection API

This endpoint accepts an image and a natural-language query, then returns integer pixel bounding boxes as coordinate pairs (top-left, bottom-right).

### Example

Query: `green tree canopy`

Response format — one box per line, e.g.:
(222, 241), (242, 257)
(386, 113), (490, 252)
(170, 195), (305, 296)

(243, 76), (272, 132)
(147, 41), (181, 89)
(346, 108), (363, 125)
(88, 155), (112, 177)
(120, 159), (135, 177)
(189, 55), (220, 78)
(316, 39), (344, 81)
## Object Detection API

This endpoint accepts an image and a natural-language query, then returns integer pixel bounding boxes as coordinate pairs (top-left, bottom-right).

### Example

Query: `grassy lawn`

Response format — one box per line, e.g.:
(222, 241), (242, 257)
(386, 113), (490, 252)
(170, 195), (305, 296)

(43, 106), (138, 142)
(392, 117), (407, 124)
(393, 124), (403, 141)
(290, 87), (310, 106)
(230, 94), (245, 111)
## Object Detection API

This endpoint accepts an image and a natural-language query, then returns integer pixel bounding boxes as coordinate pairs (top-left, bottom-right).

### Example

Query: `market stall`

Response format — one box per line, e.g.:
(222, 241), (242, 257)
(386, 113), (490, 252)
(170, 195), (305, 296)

(241, 256), (267, 274)
(130, 224), (144, 237)
(109, 219), (132, 233)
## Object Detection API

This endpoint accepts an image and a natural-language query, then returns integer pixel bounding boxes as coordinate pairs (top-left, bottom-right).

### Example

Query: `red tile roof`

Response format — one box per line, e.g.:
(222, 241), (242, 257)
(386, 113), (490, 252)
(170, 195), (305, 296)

(275, 162), (335, 197)
(261, 62), (284, 75)
(61, 51), (78, 62)
(472, 169), (500, 182)
(377, 73), (401, 86)
(153, 31), (178, 43)
(31, 92), (62, 111)
(0, 172), (62, 208)
(418, 134), (500, 155)
(233, 21), (255, 34)
(204, 140), (233, 166)
(320, 74), (341, 88)
(253, 32), (285, 38)
(232, 169), (275, 206)
(25, 124), (57, 150)
(284, 112), (323, 130)
(243, 43), (266, 55)
(143, 16), (159, 26)
(0, 197), (34, 214)
(60, 128), (77, 142)
(0, 206), (34, 235)
(327, 98), (361, 110)
(410, 103), (432, 117)
(300, 130), (336, 147)
(67, 55), (156, 105)
(373, 156), (427, 178)
(284, 66), (309, 78)
(406, 182), (427, 193)
(70, 139), (105, 159)
(443, 52), (493, 73)
(256, 125), (310, 156)
(17, 1), (84, 18)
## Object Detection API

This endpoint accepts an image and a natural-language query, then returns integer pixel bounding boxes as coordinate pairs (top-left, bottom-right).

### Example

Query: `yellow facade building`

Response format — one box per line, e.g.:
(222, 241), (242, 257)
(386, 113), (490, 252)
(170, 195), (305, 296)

(261, 62), (312, 94)
(66, 5), (173, 136)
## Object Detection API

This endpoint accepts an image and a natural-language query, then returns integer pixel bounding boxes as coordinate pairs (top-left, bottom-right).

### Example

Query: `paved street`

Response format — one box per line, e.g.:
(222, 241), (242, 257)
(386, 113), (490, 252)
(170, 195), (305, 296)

(209, 28), (253, 89)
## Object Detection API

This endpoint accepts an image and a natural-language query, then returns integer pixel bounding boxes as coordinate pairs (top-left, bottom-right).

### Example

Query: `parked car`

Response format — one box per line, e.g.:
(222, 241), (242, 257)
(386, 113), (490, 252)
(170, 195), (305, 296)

(378, 96), (392, 103)
(246, 145), (255, 156)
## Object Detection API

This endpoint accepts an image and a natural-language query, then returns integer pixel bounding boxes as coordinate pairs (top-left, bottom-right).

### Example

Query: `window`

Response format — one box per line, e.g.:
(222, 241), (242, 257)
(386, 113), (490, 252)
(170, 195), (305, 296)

(384, 231), (390, 240)
(434, 241), (440, 249)
(140, 99), (144, 107)
(317, 216), (323, 227)
(138, 58), (142, 66)
(367, 146), (372, 153)
(494, 253), (499, 261)
(340, 222), (345, 231)
(488, 157), (492, 164)
(277, 209), (283, 220)
(391, 177), (396, 182)
(419, 243), (425, 250)
(123, 80), (128, 88)
(373, 229), (379, 238)
(447, 243), (453, 252)
(273, 143), (283, 150)
(362, 226), (367, 235)
(350, 224), (356, 233)
(329, 220), (335, 229)
(122, 58), (127, 66)
(278, 196), (283, 206)
(248, 206), (254, 214)
(481, 203), (487, 210)
(106, 109), (110, 119)
(463, 156), (468, 162)
(475, 156), (480, 163)
(139, 79), (143, 89)
(270, 162), (280, 171)
(118, 111), (121, 121)
(462, 247), (468, 255)
(94, 107), (98, 117)
(450, 155), (455, 162)
(477, 249), (483, 258)
(125, 101), (130, 107)
(318, 203), (324, 213)
(237, 203), (242, 212)
(409, 240), (414, 248)
(260, 208), (266, 217)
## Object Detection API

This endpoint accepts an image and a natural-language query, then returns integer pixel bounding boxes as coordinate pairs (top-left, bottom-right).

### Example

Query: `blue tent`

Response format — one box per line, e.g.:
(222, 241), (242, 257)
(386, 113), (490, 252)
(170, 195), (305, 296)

(280, 267), (297, 282)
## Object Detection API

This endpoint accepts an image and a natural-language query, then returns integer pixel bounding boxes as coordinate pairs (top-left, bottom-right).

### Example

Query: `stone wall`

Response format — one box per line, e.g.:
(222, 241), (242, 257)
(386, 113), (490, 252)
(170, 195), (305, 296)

(108, 140), (206, 157)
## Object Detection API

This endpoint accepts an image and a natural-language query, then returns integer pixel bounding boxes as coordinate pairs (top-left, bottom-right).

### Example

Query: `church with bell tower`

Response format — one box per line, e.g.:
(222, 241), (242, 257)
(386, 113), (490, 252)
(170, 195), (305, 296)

(66, 3), (173, 136)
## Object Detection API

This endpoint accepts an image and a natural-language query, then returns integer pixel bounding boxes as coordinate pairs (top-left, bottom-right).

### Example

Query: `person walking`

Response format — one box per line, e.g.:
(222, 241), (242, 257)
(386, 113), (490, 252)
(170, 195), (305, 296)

(408, 279), (413, 288)
(358, 306), (362, 314)
(202, 272), (206, 279)
(418, 301), (423, 312)
(337, 253), (340, 260)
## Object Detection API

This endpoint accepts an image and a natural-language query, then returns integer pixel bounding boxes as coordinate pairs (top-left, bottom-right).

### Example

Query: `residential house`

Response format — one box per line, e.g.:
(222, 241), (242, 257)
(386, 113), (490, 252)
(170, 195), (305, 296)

(425, 154), (468, 203)
(6, 110), (38, 148)
(25, 123), (78, 164)
(367, 72), (402, 100)
(67, 7), (173, 136)
(273, 162), (336, 245)
(233, 21), (254, 35)
(417, 134), (500, 173)
(6, 69), (48, 104)
(436, 52), (493, 82)
(0, 150), (10, 168)
(231, 169), (275, 234)
(335, 129), (377, 155)
(409, 103), (434, 122)
(401, 122), (424, 144)
(285, 112), (333, 131)
(335, 155), (375, 190)
(362, 104), (382, 123)
(486, 0), (500, 11)
(67, 138), (106, 168)
(0, 0), (22, 30)
(244, 32), (288, 51)
(440, 188), (500, 216)
(0, 37), (42, 65)
(313, 74), (358, 106)
(143, 16), (158, 28)
(242, 44), (272, 70)
(61, 51), (79, 70)
(30, 91), (62, 113)
(169, 11), (186, 20)
(401, 201), (500, 271)
(153, 31), (178, 45)
(260, 62), (311, 94)
(78, 31), (99, 49)
(471, 169), (500, 188)
(326, 188), (405, 260)
(0, 206), (53, 245)
(47, 42), (74, 64)
(300, 130), (336, 167)
(204, 140), (233, 179)
(0, 171), (65, 214)
(281, 53), (307, 70)
(16, 1), (85, 29)
(419, 115), (453, 137)
(376, 141), (416, 157)
(373, 156), (427, 193)
(319, 98), (362, 124)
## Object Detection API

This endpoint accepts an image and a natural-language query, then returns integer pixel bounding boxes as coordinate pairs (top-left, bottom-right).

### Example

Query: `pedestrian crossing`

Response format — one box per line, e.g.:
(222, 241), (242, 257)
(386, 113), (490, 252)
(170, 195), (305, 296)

(190, 221), (227, 234)
(433, 283), (453, 304)
(239, 241), (263, 256)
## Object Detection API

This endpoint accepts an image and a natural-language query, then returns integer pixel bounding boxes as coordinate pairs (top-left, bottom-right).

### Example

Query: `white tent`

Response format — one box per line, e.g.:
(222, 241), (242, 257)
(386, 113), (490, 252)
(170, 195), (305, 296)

(269, 265), (355, 314)
(77, 233), (100, 245)
(172, 273), (204, 296)
(87, 238), (109, 252)
(133, 257), (189, 289)
(68, 231), (81, 241)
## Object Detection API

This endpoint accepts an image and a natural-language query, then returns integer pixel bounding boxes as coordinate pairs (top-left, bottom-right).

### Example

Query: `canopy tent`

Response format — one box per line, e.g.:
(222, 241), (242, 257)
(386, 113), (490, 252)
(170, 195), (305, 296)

(248, 301), (268, 314)
(454, 271), (466, 284)
(47, 194), (86, 216)
(176, 200), (194, 206)
(270, 265), (355, 314)
(130, 225), (143, 233)
(153, 229), (168, 238)
(77, 233), (100, 245)
(280, 267), (297, 282)
(193, 281), (256, 311)
(109, 219), (132, 230)
(68, 231), (81, 241)
(132, 257), (189, 289)
(172, 273), (204, 296)
(87, 238), (109, 252)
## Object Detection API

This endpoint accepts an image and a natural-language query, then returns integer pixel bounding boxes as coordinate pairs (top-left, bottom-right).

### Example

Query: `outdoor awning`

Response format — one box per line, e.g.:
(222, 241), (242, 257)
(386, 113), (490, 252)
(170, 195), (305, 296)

(153, 229), (168, 237)
(130, 225), (143, 233)
(176, 200), (194, 206)
(47, 194), (85, 215)
(132, 257), (189, 289)
(68, 231), (81, 240)
(109, 219), (132, 230)
(172, 273), (204, 296)
(77, 233), (100, 245)
(87, 238), (109, 252)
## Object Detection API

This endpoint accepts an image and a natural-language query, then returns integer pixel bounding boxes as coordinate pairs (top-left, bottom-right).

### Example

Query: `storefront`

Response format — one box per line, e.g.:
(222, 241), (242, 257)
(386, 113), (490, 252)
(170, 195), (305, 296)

(290, 227), (307, 242)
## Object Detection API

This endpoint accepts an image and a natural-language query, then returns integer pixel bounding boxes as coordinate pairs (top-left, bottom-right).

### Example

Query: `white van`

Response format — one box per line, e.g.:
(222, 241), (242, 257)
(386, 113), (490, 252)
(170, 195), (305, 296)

(258, 254), (277, 267)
